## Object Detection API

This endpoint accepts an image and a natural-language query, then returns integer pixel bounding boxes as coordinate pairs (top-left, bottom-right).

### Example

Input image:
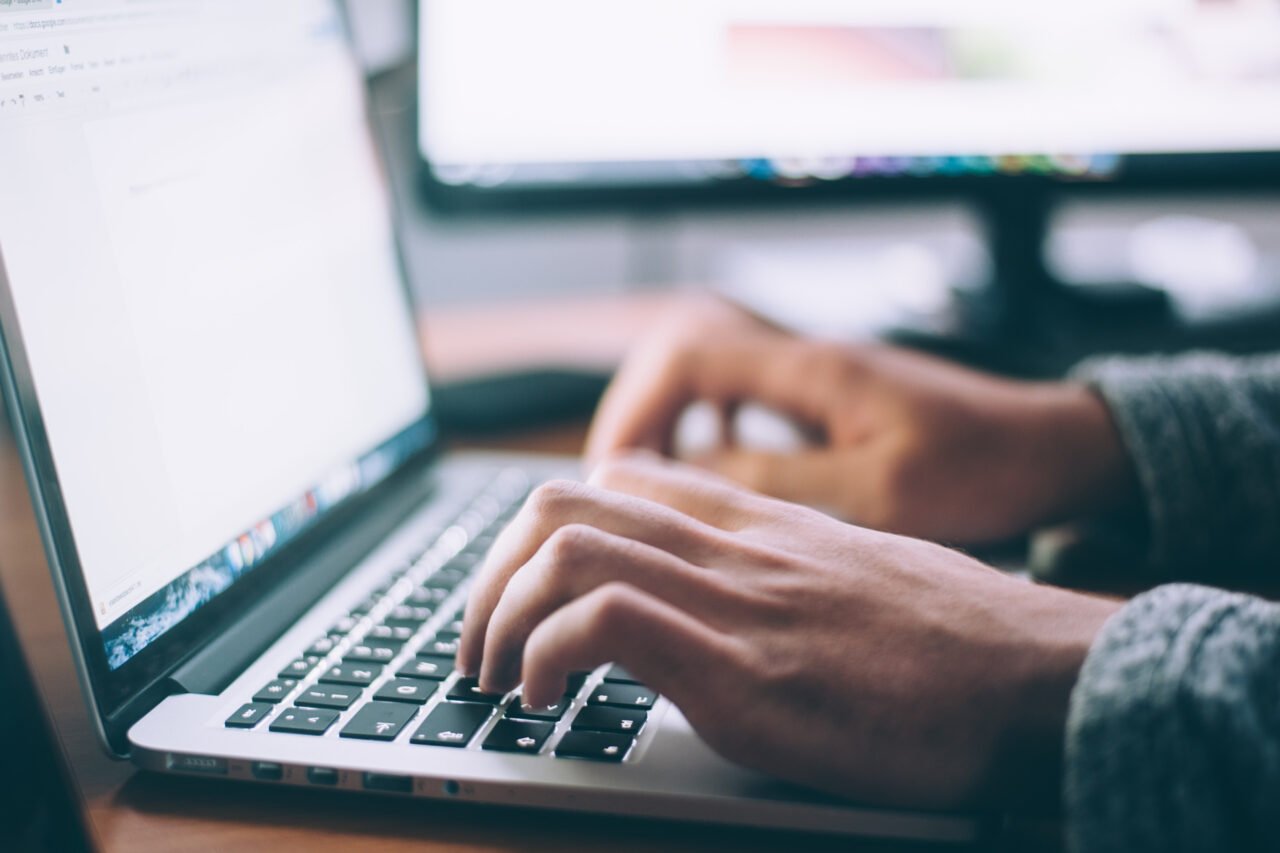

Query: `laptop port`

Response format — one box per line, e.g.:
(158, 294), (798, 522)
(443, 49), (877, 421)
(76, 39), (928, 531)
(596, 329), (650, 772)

(168, 754), (227, 776)
(307, 767), (339, 786)
(363, 772), (413, 794)
(251, 761), (283, 781)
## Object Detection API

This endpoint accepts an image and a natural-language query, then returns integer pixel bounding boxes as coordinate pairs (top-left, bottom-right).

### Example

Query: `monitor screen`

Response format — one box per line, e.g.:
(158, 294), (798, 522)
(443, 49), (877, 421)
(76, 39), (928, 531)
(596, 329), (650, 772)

(419, 0), (1280, 190)
(0, 0), (432, 669)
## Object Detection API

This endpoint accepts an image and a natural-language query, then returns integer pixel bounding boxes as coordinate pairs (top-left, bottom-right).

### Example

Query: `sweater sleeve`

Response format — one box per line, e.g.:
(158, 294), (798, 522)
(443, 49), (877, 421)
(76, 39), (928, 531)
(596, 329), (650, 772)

(1070, 352), (1280, 582)
(1065, 583), (1280, 853)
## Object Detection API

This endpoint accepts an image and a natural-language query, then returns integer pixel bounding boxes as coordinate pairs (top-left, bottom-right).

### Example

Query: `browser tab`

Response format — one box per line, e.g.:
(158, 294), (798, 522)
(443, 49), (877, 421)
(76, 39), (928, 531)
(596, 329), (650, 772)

(0, 0), (56, 14)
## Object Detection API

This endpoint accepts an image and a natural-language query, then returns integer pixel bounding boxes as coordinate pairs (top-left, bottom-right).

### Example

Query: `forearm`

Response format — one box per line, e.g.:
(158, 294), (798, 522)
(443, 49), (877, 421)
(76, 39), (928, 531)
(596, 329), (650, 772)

(1065, 584), (1280, 852)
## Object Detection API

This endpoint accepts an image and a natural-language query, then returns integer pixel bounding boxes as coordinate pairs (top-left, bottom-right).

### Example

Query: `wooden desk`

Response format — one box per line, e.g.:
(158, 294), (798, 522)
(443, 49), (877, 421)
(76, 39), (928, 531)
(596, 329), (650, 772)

(0, 296), (947, 852)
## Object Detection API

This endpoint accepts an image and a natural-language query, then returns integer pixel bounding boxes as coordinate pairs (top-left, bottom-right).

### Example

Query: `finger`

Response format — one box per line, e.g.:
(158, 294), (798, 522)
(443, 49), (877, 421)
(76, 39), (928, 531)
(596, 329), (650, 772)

(458, 479), (730, 675)
(589, 450), (771, 530)
(519, 581), (739, 715)
(478, 524), (741, 693)
(585, 334), (837, 464)
(696, 448), (851, 514)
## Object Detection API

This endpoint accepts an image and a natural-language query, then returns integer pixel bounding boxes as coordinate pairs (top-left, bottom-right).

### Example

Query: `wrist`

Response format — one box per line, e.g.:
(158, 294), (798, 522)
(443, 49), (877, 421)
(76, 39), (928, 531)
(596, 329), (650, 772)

(986, 587), (1123, 812)
(1019, 382), (1141, 526)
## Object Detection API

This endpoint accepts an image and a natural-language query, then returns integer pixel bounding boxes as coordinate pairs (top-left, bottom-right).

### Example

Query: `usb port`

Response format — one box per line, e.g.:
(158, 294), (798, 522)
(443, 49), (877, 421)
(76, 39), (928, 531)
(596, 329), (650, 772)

(251, 762), (283, 781)
(307, 767), (339, 786)
(363, 772), (412, 793)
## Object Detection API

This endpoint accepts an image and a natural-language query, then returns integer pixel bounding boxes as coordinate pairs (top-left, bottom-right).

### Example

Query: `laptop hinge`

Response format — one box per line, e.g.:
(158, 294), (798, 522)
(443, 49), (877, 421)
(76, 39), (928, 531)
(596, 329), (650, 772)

(168, 465), (438, 696)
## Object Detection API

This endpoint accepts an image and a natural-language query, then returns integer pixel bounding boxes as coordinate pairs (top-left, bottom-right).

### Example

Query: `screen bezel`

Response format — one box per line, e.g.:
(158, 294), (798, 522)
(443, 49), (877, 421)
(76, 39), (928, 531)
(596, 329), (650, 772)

(415, 3), (1280, 212)
(0, 1), (439, 755)
(418, 149), (1280, 215)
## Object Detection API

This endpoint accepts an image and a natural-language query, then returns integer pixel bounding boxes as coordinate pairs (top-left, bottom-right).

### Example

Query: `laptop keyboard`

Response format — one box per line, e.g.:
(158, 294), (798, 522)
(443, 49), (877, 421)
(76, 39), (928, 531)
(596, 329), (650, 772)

(224, 470), (658, 764)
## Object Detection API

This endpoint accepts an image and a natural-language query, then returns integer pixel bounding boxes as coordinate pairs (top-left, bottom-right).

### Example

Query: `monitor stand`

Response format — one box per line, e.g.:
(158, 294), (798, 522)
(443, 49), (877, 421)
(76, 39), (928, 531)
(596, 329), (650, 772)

(892, 187), (1280, 378)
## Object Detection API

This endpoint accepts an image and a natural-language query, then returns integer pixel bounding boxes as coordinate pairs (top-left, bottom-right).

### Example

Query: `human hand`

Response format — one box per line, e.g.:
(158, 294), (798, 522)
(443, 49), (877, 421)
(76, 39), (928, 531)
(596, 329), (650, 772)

(586, 295), (1138, 545)
(458, 454), (1121, 810)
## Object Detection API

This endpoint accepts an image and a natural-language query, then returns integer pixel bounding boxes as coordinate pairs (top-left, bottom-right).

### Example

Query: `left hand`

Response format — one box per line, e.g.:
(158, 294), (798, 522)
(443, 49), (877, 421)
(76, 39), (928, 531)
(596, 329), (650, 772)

(584, 294), (1137, 545)
(458, 453), (1121, 810)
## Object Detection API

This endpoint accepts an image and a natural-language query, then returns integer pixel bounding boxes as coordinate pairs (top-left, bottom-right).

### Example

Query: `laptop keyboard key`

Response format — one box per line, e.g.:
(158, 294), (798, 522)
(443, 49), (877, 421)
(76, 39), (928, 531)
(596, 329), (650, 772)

(407, 586), (448, 607)
(447, 677), (506, 705)
(571, 706), (647, 735)
(374, 678), (438, 705)
(296, 685), (360, 710)
(564, 671), (590, 696)
(387, 604), (433, 625)
(555, 730), (634, 763)
(270, 707), (339, 735)
(432, 567), (468, 588)
(422, 635), (460, 656)
(367, 624), (414, 643)
(419, 584), (453, 602)
(587, 684), (657, 710)
(318, 662), (382, 686)
(506, 696), (570, 722)
(344, 643), (398, 664)
(253, 678), (297, 704)
(305, 636), (338, 656)
(410, 702), (492, 747)
(482, 719), (553, 754)
(278, 656), (320, 678)
(330, 615), (359, 635)
(226, 703), (272, 729)
(340, 702), (417, 741)
(399, 654), (453, 681)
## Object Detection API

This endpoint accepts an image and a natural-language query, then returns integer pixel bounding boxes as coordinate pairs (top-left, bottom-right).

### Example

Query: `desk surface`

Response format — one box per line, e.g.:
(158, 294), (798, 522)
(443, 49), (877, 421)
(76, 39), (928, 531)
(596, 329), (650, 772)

(0, 296), (958, 852)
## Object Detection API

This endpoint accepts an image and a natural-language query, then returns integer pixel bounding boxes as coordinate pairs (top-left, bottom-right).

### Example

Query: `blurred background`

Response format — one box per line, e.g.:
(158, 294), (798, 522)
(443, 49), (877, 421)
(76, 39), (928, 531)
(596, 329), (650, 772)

(346, 0), (1280, 423)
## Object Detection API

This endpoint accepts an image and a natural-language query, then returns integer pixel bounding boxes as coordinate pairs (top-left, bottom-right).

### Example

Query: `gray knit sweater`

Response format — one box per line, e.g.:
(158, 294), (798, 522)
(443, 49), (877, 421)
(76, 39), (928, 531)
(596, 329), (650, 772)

(1065, 353), (1280, 852)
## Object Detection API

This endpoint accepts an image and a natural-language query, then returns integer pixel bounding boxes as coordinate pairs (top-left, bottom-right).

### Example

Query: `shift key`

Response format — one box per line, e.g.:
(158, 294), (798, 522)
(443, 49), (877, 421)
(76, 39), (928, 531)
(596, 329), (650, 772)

(410, 702), (492, 748)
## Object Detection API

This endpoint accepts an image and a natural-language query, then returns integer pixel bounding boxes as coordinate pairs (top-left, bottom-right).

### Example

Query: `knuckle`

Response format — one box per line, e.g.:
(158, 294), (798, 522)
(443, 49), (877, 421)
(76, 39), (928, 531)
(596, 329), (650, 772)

(526, 479), (585, 518)
(584, 582), (639, 634)
(542, 523), (600, 574)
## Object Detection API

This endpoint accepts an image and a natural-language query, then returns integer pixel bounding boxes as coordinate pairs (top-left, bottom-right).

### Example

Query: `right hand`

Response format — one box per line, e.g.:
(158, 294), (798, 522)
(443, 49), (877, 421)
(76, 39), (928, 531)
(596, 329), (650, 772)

(586, 295), (1138, 545)
(459, 454), (1121, 810)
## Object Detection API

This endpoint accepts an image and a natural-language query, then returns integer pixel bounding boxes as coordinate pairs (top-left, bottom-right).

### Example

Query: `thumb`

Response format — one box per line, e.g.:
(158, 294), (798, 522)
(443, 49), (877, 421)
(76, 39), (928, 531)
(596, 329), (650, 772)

(588, 334), (842, 464)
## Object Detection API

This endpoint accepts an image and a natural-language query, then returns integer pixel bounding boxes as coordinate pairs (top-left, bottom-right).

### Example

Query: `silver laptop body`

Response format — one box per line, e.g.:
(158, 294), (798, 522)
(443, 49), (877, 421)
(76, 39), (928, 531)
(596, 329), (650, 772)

(0, 1), (975, 842)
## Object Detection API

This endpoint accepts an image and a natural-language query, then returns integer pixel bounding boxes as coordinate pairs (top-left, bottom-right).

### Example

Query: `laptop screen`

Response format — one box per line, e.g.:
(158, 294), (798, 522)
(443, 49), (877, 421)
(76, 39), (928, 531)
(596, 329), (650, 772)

(0, 0), (431, 670)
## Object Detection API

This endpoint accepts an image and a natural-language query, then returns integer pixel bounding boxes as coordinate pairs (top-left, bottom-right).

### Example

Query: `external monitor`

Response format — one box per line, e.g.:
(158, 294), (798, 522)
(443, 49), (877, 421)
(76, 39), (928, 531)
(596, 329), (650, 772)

(417, 0), (1280, 338)
(418, 0), (1280, 200)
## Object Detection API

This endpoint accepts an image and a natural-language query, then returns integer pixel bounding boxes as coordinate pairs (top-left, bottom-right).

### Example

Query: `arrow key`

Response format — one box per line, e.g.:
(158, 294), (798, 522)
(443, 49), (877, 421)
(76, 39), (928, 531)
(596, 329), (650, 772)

(482, 719), (554, 754)
(340, 701), (417, 741)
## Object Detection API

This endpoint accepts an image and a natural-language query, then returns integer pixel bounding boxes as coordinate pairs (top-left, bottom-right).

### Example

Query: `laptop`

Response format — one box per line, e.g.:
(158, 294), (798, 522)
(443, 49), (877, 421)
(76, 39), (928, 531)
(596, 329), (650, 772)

(0, 1), (975, 842)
